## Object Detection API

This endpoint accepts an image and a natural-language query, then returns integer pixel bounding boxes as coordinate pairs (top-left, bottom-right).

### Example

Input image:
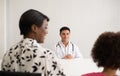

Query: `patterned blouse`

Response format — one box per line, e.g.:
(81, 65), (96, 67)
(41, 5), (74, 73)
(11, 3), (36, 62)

(1, 38), (66, 76)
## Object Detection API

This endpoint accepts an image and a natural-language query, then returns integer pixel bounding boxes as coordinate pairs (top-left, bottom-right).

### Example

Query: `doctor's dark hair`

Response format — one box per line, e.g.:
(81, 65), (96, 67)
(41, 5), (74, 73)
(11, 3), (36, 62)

(19, 9), (49, 36)
(60, 26), (70, 34)
(91, 32), (120, 69)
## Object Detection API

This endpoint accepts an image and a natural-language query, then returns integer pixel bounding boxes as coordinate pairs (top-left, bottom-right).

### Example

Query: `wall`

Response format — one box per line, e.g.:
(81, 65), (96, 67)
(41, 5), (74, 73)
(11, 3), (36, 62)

(1, 0), (120, 58)
(0, 0), (6, 59)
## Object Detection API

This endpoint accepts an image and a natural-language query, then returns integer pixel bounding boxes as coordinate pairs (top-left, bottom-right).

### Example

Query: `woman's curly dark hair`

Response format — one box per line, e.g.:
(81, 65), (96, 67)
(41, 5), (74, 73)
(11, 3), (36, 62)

(91, 32), (120, 69)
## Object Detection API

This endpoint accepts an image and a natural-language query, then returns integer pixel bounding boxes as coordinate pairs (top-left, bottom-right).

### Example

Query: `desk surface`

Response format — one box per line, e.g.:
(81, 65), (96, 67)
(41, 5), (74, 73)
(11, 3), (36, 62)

(59, 58), (120, 76)
(59, 58), (102, 76)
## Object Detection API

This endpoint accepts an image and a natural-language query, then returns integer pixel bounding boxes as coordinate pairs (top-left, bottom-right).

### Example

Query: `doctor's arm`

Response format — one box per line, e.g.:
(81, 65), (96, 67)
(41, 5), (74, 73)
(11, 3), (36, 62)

(63, 54), (73, 59)
(74, 45), (83, 58)
(54, 46), (63, 59)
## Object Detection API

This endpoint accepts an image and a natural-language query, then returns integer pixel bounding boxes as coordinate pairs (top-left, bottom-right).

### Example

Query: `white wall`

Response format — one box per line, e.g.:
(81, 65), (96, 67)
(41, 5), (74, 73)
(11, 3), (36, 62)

(0, 0), (6, 59)
(119, 0), (120, 25)
(1, 0), (120, 58)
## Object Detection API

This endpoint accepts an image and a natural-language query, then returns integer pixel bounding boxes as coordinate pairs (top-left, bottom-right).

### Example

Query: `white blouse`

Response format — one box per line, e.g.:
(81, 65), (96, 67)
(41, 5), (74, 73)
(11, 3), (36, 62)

(1, 38), (65, 76)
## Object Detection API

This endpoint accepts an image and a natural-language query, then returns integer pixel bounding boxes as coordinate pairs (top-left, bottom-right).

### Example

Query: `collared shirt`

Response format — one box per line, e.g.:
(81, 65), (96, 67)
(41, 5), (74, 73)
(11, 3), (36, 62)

(54, 41), (83, 59)
(1, 38), (66, 76)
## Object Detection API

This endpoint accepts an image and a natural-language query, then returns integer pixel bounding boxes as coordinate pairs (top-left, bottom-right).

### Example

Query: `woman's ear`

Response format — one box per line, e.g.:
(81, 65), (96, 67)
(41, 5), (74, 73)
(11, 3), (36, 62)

(31, 25), (38, 33)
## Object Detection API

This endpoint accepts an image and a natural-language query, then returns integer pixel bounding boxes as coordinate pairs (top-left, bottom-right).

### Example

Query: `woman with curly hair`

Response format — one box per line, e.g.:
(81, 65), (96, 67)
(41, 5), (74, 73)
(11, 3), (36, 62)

(82, 32), (120, 76)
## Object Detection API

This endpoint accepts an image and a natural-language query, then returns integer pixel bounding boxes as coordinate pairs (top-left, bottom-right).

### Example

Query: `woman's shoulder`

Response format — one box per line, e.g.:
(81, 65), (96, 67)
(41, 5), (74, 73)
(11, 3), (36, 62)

(82, 72), (105, 76)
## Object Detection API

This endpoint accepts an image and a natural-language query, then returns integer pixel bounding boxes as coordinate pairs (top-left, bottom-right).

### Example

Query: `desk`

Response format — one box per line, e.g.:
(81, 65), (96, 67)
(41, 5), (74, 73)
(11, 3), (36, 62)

(59, 58), (120, 76)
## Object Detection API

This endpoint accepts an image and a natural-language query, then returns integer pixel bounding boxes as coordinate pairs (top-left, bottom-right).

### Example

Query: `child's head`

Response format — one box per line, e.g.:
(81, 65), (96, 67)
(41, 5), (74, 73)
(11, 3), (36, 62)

(91, 32), (120, 69)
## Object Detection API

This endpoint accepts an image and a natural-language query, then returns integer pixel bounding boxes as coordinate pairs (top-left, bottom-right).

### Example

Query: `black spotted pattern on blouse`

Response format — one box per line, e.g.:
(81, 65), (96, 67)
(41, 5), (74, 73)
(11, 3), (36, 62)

(1, 38), (66, 76)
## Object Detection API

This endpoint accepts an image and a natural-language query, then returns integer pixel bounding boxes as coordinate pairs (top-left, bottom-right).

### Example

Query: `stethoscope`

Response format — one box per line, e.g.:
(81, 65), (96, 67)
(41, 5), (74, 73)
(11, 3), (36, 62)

(56, 42), (74, 52)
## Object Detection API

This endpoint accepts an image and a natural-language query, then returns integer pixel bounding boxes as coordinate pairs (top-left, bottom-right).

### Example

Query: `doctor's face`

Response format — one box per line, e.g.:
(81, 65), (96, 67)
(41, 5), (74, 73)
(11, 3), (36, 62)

(60, 30), (70, 42)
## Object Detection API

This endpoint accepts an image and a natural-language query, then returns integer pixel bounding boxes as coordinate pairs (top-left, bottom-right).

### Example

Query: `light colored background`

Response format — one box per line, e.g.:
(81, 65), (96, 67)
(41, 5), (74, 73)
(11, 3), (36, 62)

(0, 0), (120, 59)
(0, 0), (6, 59)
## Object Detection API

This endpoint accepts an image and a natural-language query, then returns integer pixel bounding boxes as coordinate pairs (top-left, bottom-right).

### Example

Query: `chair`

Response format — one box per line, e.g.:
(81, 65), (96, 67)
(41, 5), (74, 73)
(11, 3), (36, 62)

(0, 71), (41, 76)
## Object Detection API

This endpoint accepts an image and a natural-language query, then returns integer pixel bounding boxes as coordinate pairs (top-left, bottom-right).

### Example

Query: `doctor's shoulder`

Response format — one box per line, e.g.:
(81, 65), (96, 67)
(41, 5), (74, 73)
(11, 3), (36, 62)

(71, 42), (79, 48)
(54, 42), (61, 50)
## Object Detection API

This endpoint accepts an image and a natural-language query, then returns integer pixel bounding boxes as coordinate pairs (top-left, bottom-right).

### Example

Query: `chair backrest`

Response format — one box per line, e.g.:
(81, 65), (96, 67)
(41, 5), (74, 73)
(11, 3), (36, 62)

(0, 71), (41, 76)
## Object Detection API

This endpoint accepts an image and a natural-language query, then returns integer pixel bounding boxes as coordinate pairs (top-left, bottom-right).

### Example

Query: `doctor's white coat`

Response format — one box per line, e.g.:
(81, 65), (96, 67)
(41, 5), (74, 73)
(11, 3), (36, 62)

(54, 41), (83, 59)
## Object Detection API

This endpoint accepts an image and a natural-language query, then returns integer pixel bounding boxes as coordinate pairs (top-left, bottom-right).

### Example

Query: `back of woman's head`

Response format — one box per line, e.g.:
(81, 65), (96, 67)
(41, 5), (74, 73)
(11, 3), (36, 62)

(19, 9), (49, 36)
(91, 32), (120, 69)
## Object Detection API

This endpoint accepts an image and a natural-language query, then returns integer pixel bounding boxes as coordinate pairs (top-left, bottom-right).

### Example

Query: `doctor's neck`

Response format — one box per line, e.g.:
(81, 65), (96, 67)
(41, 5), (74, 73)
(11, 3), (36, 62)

(61, 40), (69, 47)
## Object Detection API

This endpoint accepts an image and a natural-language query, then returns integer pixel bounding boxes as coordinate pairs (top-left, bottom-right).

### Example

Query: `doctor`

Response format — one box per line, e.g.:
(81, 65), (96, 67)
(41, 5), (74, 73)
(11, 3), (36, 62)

(55, 26), (83, 59)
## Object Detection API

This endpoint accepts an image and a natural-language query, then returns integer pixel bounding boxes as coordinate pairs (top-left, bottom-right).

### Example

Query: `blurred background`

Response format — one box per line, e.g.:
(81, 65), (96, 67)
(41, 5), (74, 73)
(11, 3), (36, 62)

(0, 0), (120, 59)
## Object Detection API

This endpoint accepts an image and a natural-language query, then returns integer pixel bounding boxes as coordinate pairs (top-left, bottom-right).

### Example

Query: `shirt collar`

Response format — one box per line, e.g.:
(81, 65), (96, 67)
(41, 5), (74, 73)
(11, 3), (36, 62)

(59, 41), (71, 47)
(21, 38), (40, 48)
